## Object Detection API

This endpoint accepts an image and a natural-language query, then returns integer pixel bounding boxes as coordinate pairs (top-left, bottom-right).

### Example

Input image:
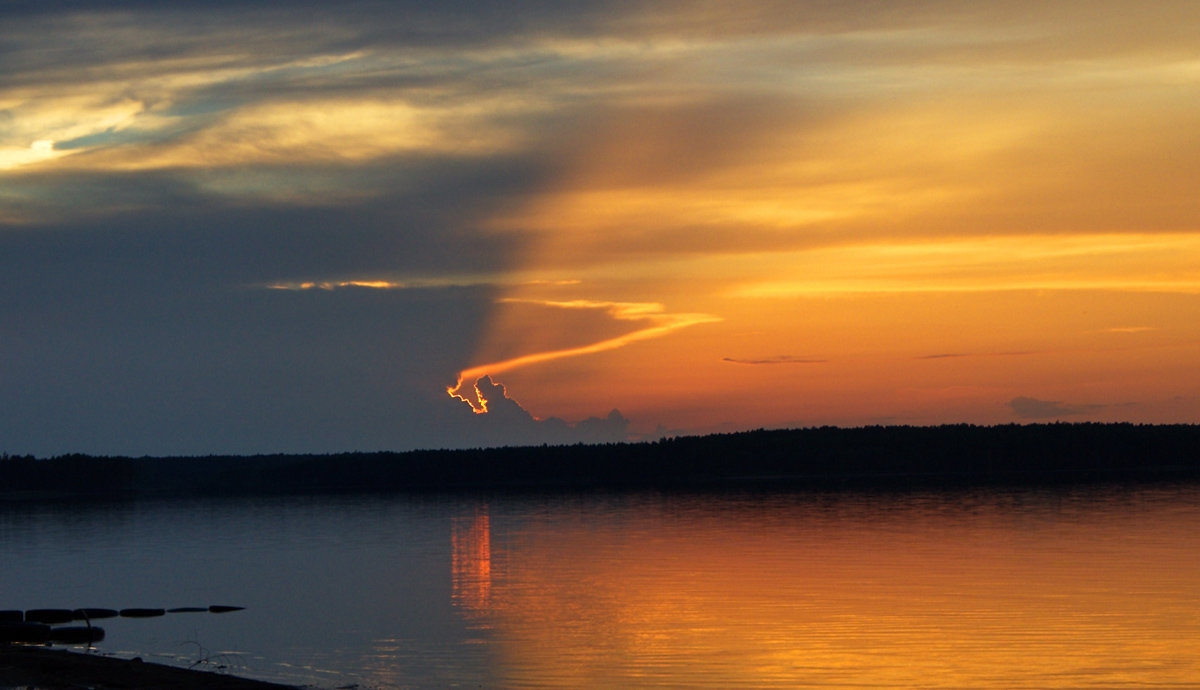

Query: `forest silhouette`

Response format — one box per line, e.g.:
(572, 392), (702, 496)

(3, 423), (1199, 499)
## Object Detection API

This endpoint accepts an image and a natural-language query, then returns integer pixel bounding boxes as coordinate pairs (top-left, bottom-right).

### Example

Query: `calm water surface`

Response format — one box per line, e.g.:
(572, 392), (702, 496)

(2, 485), (1200, 688)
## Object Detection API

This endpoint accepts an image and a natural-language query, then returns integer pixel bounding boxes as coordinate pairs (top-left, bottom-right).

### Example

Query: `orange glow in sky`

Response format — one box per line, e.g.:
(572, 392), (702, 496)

(441, 4), (1200, 435)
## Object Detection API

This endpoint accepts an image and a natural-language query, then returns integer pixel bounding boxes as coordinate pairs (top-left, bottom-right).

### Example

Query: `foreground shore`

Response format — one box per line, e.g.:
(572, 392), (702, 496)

(0, 646), (298, 690)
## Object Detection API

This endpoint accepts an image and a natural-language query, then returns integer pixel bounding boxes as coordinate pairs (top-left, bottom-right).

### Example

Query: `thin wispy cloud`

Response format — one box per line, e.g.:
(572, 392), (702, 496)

(263, 277), (584, 292)
(722, 356), (827, 366)
(916, 351), (1038, 360)
(1096, 326), (1157, 334)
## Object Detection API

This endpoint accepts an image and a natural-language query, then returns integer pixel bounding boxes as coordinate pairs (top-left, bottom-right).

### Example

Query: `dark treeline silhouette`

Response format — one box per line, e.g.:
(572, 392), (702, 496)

(3, 423), (1199, 499)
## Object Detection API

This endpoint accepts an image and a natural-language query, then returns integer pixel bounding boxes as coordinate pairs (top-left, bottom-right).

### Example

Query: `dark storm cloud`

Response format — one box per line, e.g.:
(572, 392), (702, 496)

(2, 152), (541, 284)
(0, 0), (636, 87)
(6, 1), (1200, 91)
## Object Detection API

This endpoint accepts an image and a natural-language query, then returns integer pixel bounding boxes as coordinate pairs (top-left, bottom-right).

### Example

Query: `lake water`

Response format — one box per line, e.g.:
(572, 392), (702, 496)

(3, 485), (1200, 688)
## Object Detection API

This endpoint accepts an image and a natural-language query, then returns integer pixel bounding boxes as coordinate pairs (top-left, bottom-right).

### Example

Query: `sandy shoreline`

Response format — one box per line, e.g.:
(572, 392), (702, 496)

(0, 645), (299, 689)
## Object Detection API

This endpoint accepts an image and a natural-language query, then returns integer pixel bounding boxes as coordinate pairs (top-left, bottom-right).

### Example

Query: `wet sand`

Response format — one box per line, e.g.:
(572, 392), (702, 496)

(0, 645), (298, 689)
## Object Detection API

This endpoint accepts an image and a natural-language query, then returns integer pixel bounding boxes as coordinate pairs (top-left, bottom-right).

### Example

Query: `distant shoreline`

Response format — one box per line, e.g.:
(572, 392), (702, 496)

(3, 423), (1199, 500)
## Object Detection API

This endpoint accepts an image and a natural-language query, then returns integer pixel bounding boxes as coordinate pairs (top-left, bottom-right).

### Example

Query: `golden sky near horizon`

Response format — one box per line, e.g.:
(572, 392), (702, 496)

(3, 1), (1199, 453)
(450, 3), (1200, 431)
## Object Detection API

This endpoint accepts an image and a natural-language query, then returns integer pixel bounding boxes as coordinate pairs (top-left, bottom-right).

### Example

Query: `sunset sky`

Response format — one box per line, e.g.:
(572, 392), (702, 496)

(3, 1), (1199, 456)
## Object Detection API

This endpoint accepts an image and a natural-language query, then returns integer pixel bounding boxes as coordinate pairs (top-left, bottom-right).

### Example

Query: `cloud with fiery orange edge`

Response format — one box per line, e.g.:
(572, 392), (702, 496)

(448, 299), (720, 413)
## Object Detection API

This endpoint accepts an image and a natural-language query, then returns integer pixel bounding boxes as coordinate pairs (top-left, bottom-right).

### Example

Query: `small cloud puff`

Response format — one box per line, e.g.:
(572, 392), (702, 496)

(455, 376), (629, 447)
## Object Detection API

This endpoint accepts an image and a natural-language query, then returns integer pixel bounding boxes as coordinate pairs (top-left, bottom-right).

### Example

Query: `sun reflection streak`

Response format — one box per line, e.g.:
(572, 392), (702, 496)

(452, 506), (493, 620)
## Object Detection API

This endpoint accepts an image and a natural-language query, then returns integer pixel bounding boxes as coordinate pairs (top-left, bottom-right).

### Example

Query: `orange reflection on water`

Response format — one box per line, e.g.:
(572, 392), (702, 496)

(454, 491), (1200, 688)
(451, 507), (493, 619)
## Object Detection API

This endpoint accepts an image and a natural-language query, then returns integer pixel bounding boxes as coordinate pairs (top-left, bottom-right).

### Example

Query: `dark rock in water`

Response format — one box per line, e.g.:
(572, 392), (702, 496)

(119, 607), (166, 618)
(168, 606), (210, 613)
(0, 611), (22, 623)
(49, 625), (105, 644)
(25, 608), (74, 624)
(72, 607), (118, 620)
(0, 621), (51, 644)
(209, 605), (246, 613)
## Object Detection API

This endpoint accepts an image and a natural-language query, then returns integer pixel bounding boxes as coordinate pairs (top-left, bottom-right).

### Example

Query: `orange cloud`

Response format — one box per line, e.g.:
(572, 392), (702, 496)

(448, 300), (719, 413)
